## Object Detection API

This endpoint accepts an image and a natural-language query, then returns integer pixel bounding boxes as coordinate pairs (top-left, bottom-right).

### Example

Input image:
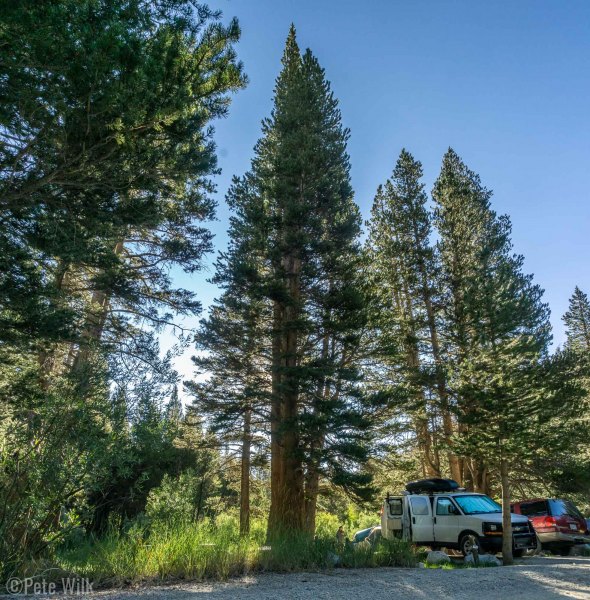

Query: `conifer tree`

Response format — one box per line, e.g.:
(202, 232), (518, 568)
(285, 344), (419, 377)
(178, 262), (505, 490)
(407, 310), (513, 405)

(189, 287), (269, 535)
(192, 26), (375, 537)
(365, 149), (460, 482)
(563, 287), (590, 353)
(262, 29), (373, 536)
(432, 148), (557, 563)
(187, 168), (272, 536)
(0, 0), (245, 391)
(0, 1), (245, 566)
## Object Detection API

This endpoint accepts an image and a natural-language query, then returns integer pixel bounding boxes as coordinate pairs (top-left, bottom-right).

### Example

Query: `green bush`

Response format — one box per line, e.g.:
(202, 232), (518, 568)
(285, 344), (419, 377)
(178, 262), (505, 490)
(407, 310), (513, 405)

(146, 470), (218, 526)
(315, 513), (340, 539)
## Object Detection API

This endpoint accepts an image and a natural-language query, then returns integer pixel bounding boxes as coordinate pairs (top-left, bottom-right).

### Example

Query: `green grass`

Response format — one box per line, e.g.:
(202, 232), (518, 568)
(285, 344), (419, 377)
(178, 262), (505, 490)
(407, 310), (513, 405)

(45, 518), (418, 588)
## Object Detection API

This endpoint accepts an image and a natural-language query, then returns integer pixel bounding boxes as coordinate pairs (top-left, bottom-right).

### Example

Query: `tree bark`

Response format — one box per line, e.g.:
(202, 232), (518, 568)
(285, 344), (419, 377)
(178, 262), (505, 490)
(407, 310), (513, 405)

(410, 213), (461, 483)
(423, 295), (461, 483)
(268, 301), (283, 537)
(69, 241), (125, 381)
(278, 253), (304, 532)
(303, 383), (329, 535)
(239, 406), (251, 536)
(500, 457), (513, 565)
(268, 253), (304, 538)
(397, 284), (440, 477)
(37, 261), (71, 387)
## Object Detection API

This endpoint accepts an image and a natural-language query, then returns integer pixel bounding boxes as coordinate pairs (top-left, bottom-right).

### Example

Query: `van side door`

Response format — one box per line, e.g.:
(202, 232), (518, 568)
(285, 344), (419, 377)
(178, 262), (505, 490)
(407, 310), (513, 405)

(408, 495), (434, 544)
(434, 496), (461, 545)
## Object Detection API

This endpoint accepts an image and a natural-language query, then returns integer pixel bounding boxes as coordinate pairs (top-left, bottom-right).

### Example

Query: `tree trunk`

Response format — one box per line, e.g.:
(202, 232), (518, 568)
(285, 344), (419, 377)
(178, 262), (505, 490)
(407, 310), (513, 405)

(397, 284), (439, 477)
(303, 466), (320, 535)
(417, 417), (439, 477)
(240, 407), (252, 536)
(69, 241), (125, 383)
(268, 253), (304, 538)
(463, 454), (475, 491)
(411, 216), (461, 484)
(422, 277), (461, 483)
(277, 254), (304, 532)
(268, 301), (283, 537)
(475, 462), (491, 495)
(303, 314), (333, 537)
(37, 261), (71, 387)
(500, 457), (513, 565)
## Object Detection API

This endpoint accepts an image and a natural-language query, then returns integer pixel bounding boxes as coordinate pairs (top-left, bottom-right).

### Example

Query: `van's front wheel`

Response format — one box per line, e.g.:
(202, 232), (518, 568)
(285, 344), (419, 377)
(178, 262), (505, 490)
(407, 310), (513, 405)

(459, 533), (481, 557)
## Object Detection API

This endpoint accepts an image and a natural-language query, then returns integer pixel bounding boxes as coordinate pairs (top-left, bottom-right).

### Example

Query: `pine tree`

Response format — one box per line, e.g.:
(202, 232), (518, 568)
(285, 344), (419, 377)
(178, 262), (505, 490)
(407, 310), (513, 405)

(433, 148), (501, 493)
(0, 0), (245, 392)
(563, 287), (590, 353)
(189, 288), (270, 535)
(193, 26), (375, 537)
(0, 1), (245, 567)
(261, 30), (373, 536)
(365, 149), (460, 482)
(432, 148), (557, 563)
(187, 168), (272, 536)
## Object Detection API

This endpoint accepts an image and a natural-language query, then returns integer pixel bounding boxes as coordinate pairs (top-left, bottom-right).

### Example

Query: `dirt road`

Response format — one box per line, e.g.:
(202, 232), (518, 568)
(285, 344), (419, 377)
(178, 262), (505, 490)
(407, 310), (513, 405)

(44, 556), (590, 600)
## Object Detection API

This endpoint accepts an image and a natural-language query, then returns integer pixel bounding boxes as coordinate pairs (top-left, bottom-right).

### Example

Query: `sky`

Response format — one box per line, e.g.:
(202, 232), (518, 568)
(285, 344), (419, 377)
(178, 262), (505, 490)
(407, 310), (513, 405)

(165, 0), (590, 391)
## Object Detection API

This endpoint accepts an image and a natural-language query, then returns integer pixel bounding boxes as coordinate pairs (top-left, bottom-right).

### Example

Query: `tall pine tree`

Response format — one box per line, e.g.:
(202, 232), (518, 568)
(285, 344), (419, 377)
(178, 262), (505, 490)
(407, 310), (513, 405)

(433, 148), (558, 563)
(365, 149), (460, 482)
(193, 26), (375, 537)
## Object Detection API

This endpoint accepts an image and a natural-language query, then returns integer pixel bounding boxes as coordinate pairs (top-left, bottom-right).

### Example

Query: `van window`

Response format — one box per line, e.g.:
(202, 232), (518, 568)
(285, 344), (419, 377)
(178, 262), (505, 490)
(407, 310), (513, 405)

(436, 498), (456, 516)
(409, 496), (429, 515)
(519, 501), (549, 517)
(388, 498), (402, 516)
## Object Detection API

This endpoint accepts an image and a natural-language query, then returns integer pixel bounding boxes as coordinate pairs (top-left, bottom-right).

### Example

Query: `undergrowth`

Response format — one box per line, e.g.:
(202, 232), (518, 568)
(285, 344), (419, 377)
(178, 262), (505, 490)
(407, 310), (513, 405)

(9, 517), (417, 588)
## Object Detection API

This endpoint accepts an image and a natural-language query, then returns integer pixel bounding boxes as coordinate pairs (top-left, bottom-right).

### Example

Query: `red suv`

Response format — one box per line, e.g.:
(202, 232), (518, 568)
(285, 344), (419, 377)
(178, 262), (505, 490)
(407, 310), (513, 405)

(511, 498), (589, 555)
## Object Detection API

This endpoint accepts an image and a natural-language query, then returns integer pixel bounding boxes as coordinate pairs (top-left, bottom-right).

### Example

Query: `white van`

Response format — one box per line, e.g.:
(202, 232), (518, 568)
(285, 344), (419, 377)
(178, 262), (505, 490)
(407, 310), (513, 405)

(381, 480), (537, 556)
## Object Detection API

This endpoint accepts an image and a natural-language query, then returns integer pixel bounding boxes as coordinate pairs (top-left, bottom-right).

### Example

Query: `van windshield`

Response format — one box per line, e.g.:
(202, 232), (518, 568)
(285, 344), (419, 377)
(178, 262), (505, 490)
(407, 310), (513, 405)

(454, 495), (501, 515)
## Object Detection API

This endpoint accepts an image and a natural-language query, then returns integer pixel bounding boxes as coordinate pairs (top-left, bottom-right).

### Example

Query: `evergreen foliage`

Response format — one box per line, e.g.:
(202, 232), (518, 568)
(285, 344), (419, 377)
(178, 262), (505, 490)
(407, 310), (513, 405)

(365, 149), (459, 482)
(0, 0), (244, 576)
(564, 287), (590, 353)
(189, 26), (378, 538)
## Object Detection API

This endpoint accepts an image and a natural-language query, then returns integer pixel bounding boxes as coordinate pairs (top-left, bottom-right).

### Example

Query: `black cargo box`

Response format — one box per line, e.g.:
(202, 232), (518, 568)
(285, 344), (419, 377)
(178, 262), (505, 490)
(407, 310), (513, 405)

(405, 478), (459, 494)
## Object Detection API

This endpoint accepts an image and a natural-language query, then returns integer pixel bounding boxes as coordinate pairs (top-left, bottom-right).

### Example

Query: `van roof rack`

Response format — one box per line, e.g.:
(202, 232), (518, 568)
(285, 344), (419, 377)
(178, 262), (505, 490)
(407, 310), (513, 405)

(407, 488), (467, 496)
(405, 478), (462, 495)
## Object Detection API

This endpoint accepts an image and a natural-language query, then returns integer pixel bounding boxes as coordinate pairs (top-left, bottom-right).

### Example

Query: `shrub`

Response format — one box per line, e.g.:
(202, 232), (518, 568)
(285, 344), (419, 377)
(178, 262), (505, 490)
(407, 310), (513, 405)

(315, 513), (341, 539)
(146, 470), (217, 526)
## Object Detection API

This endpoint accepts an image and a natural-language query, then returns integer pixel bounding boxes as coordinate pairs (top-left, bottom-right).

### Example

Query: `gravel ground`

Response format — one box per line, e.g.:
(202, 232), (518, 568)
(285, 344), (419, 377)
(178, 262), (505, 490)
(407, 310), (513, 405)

(58, 556), (590, 600)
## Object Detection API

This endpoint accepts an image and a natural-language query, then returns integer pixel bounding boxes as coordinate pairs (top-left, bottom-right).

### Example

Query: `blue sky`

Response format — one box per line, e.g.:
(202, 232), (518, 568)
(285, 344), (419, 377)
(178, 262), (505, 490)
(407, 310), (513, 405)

(167, 0), (590, 388)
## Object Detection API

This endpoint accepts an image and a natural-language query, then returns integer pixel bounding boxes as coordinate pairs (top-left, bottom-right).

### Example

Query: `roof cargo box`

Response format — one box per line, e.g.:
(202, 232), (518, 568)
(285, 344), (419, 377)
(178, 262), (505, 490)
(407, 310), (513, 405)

(405, 478), (459, 494)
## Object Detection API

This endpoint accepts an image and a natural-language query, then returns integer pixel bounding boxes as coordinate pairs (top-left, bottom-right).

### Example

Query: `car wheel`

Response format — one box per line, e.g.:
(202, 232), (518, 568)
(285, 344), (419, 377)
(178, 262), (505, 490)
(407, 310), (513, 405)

(459, 533), (481, 557)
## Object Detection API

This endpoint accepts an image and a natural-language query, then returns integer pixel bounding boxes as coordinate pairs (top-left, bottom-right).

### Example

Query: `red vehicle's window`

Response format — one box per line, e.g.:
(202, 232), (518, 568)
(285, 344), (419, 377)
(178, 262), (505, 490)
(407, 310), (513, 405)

(519, 501), (549, 517)
(549, 500), (584, 519)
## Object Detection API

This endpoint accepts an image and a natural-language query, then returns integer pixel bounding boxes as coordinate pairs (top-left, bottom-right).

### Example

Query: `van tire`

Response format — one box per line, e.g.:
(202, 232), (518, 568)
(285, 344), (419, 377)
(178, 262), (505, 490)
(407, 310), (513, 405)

(459, 532), (482, 557)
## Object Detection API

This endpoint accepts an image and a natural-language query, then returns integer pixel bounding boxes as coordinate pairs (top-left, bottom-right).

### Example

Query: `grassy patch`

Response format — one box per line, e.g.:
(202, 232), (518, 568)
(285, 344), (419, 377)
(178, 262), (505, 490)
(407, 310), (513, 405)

(35, 519), (418, 588)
